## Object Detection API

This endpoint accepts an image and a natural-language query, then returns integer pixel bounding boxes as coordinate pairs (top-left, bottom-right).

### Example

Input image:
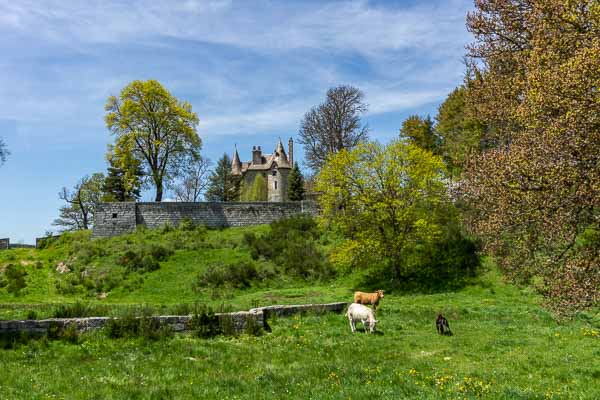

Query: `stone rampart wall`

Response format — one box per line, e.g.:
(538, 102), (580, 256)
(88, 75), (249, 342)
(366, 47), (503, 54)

(93, 201), (319, 238)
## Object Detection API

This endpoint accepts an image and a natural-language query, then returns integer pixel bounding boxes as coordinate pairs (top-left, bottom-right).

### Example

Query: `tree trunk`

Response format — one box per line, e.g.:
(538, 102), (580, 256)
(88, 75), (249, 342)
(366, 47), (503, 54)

(155, 182), (163, 202)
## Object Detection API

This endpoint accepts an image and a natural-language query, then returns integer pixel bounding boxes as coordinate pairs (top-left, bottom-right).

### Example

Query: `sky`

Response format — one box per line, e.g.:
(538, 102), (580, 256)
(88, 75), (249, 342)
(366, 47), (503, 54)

(0, 0), (474, 243)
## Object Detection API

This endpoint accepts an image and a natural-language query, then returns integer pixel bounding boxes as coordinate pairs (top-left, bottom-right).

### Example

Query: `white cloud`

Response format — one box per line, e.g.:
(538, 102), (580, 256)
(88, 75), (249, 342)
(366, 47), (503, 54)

(0, 0), (473, 141)
(0, 0), (471, 55)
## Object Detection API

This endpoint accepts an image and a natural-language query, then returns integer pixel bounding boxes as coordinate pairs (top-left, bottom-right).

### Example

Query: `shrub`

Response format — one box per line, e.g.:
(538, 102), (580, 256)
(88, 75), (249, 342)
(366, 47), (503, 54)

(358, 227), (481, 292)
(195, 261), (272, 289)
(188, 306), (221, 338)
(178, 217), (196, 231)
(242, 215), (334, 280)
(0, 264), (28, 295)
(116, 243), (172, 272)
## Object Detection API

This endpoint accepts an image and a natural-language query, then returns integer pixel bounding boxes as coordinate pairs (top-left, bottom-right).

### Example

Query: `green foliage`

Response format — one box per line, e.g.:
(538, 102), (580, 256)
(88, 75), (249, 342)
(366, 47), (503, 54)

(240, 173), (267, 201)
(287, 162), (305, 201)
(52, 302), (110, 318)
(188, 305), (221, 338)
(0, 264), (28, 295)
(116, 243), (172, 272)
(105, 79), (201, 202)
(102, 143), (144, 202)
(317, 140), (477, 288)
(195, 261), (275, 289)
(243, 215), (334, 280)
(435, 86), (486, 176)
(205, 153), (240, 201)
(399, 115), (440, 154)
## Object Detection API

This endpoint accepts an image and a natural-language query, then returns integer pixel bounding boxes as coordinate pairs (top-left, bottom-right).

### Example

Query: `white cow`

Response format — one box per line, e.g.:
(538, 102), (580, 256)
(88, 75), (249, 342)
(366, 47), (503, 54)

(346, 303), (378, 334)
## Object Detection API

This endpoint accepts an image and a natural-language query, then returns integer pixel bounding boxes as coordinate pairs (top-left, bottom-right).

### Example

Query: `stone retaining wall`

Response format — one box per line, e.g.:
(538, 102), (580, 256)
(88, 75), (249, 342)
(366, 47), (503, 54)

(0, 302), (349, 337)
(92, 201), (319, 238)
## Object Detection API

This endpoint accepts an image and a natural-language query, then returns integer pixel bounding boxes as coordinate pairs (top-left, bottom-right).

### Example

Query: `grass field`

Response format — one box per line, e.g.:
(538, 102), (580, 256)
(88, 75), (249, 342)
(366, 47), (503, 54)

(0, 226), (599, 399)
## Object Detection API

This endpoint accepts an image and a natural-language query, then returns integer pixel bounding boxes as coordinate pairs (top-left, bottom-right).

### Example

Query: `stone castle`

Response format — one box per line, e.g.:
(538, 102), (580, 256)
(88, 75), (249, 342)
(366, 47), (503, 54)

(231, 138), (294, 202)
(91, 138), (319, 239)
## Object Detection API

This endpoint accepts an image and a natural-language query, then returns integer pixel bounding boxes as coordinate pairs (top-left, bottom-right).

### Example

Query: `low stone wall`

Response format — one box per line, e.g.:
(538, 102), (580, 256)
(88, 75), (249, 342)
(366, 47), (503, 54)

(92, 201), (319, 238)
(0, 311), (265, 336)
(250, 302), (348, 319)
(36, 235), (62, 249)
(0, 302), (348, 337)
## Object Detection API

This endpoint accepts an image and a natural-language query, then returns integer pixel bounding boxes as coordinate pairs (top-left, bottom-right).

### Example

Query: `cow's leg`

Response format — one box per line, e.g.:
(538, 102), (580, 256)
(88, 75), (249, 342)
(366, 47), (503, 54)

(349, 317), (355, 333)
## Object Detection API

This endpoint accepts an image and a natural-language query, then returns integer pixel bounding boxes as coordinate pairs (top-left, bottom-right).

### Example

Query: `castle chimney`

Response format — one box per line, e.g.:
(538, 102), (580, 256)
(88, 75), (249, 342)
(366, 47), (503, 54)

(288, 138), (294, 166)
(252, 145), (262, 165)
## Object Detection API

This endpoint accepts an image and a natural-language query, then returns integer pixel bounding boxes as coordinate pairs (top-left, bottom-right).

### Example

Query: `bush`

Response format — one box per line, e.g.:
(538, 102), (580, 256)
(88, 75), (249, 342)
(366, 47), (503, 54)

(188, 305), (221, 338)
(358, 227), (481, 292)
(195, 261), (273, 289)
(116, 243), (172, 272)
(0, 264), (28, 295)
(243, 215), (334, 280)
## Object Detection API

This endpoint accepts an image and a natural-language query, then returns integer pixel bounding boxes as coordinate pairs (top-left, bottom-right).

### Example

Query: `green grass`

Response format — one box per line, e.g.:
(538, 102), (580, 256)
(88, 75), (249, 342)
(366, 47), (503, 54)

(0, 226), (599, 398)
(0, 270), (598, 399)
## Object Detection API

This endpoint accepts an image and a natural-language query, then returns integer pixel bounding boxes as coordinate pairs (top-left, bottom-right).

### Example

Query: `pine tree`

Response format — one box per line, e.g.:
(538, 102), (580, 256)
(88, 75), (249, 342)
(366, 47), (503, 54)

(287, 162), (305, 201)
(102, 152), (143, 202)
(205, 154), (239, 201)
(399, 115), (441, 154)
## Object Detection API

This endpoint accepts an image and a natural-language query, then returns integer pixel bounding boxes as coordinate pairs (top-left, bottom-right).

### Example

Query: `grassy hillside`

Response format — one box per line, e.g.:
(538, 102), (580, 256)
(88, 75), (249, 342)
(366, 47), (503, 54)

(0, 223), (348, 319)
(0, 224), (599, 399)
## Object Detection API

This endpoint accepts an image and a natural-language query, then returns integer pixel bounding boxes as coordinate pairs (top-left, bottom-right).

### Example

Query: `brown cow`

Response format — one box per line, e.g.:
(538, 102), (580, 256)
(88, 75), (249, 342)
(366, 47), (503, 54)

(353, 290), (385, 311)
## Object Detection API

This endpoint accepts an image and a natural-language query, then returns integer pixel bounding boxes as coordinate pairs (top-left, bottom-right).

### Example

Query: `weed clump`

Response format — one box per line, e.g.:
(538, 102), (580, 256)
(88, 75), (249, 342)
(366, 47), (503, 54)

(105, 313), (173, 340)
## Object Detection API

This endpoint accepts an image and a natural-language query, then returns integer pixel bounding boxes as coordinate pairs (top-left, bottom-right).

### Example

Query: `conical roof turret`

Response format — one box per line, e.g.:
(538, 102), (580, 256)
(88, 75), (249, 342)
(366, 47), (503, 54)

(273, 138), (290, 168)
(231, 145), (242, 175)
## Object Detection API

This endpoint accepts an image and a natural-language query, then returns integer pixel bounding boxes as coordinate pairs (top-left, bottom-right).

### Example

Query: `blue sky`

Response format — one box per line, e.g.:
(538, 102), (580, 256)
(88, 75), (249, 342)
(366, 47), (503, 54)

(0, 0), (473, 243)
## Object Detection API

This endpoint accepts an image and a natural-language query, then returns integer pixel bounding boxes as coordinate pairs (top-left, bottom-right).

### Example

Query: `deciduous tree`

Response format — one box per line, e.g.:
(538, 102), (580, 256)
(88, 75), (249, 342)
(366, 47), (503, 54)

(461, 0), (600, 310)
(105, 80), (201, 202)
(53, 173), (105, 231)
(172, 155), (211, 202)
(316, 141), (450, 279)
(299, 85), (369, 172)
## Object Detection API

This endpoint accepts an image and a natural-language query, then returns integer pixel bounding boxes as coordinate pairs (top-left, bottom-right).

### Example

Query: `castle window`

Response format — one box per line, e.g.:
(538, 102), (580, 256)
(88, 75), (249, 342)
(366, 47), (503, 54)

(274, 181), (278, 190)
(112, 213), (118, 219)
(272, 170), (277, 176)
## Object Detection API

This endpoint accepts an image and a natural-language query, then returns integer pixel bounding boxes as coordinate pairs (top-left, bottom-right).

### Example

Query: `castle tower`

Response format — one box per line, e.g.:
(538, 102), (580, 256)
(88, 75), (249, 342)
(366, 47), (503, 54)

(231, 145), (242, 175)
(288, 138), (294, 166)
